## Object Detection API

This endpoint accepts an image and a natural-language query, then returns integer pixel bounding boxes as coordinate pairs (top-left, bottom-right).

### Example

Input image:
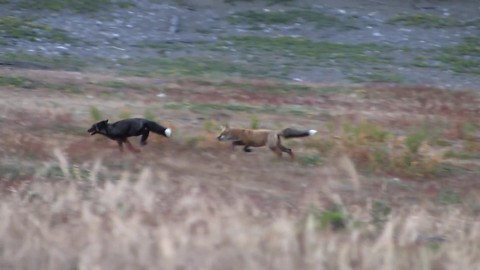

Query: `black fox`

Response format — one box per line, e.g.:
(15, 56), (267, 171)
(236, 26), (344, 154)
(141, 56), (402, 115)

(88, 118), (172, 153)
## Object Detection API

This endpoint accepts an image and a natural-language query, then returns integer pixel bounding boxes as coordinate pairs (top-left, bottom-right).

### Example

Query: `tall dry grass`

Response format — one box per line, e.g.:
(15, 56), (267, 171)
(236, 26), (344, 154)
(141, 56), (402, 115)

(1, 151), (480, 270)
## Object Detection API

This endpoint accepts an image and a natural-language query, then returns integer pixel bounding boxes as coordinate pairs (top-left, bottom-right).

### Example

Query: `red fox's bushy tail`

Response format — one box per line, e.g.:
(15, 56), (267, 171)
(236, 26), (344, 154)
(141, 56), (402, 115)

(280, 128), (317, 139)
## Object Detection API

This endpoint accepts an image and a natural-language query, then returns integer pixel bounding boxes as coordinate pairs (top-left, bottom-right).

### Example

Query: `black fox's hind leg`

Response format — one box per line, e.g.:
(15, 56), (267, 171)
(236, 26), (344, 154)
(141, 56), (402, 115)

(140, 129), (150, 146)
(125, 139), (140, 153)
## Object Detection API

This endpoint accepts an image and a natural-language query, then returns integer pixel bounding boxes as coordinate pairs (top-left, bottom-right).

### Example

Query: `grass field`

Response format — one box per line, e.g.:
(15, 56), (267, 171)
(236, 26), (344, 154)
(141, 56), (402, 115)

(0, 67), (479, 269)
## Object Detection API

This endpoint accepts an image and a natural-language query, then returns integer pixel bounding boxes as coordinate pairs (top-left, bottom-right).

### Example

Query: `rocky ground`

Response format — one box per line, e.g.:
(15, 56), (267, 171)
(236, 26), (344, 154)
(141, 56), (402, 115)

(1, 0), (479, 90)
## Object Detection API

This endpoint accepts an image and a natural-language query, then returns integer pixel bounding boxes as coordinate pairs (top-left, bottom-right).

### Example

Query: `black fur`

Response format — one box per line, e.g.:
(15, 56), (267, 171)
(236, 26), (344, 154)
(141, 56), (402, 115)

(88, 118), (171, 152)
(280, 128), (311, 138)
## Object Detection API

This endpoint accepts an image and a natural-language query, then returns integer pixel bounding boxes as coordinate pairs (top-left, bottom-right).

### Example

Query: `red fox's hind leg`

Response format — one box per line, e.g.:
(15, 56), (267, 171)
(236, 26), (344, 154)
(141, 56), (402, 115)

(279, 144), (294, 159)
(269, 146), (283, 158)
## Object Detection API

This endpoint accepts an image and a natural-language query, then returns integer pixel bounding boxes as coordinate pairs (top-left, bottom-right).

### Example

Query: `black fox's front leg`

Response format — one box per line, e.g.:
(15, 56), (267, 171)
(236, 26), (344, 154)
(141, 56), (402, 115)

(117, 140), (124, 152)
(140, 129), (150, 146)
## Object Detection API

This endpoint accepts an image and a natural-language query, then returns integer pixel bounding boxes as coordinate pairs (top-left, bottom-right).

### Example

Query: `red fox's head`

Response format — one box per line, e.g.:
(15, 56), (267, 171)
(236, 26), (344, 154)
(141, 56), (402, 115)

(217, 125), (240, 141)
(88, 119), (108, 135)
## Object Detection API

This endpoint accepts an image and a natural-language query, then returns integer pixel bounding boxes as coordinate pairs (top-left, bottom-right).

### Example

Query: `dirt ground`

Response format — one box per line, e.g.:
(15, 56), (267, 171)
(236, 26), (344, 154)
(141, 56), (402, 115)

(1, 67), (479, 214)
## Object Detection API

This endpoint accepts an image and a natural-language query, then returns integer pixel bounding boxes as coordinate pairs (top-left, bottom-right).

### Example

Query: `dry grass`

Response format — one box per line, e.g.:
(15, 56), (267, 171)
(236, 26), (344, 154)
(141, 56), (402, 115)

(1, 68), (480, 269)
(1, 152), (480, 269)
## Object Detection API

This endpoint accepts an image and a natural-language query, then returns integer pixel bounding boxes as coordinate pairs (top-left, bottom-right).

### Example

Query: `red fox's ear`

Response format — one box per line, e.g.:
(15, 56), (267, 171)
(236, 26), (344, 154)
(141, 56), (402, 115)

(220, 123), (229, 131)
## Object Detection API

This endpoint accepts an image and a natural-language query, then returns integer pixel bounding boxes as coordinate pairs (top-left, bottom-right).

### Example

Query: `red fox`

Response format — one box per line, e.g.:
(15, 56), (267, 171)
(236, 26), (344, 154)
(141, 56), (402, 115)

(217, 125), (317, 159)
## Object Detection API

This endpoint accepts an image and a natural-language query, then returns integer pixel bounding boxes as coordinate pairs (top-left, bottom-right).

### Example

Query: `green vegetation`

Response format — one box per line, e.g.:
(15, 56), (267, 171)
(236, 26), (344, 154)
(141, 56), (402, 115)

(89, 106), (103, 121)
(436, 189), (462, 205)
(302, 205), (347, 231)
(119, 57), (263, 78)
(16, 0), (134, 13)
(222, 36), (392, 65)
(0, 75), (86, 93)
(249, 115), (260, 129)
(213, 80), (351, 95)
(143, 109), (156, 121)
(163, 101), (318, 116)
(437, 37), (480, 74)
(226, 10), (357, 30)
(371, 200), (391, 229)
(0, 16), (72, 43)
(387, 13), (471, 28)
(337, 121), (463, 178)
(0, 75), (38, 89)
(298, 154), (323, 167)
(0, 52), (87, 71)
(349, 70), (405, 83)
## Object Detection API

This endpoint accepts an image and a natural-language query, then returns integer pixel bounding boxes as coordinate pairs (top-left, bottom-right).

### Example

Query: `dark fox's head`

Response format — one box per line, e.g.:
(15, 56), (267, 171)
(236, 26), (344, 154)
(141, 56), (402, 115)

(88, 119), (108, 136)
(216, 125), (240, 141)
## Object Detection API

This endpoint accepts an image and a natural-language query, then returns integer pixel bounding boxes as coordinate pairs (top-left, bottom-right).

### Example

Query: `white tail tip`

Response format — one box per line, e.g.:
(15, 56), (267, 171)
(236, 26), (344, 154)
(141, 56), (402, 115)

(165, 128), (172, 137)
(309, 130), (317, 136)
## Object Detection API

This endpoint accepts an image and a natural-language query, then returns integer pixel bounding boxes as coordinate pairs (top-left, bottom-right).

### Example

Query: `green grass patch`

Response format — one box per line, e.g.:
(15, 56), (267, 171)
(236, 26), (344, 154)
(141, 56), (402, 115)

(436, 189), (462, 205)
(16, 0), (135, 13)
(349, 70), (405, 83)
(0, 52), (87, 71)
(95, 80), (145, 90)
(163, 101), (315, 116)
(387, 13), (467, 28)
(343, 121), (391, 145)
(226, 10), (357, 30)
(0, 75), (38, 89)
(436, 37), (480, 74)
(214, 80), (352, 95)
(118, 57), (267, 78)
(298, 154), (323, 167)
(223, 36), (392, 64)
(0, 16), (73, 43)
(89, 106), (103, 121)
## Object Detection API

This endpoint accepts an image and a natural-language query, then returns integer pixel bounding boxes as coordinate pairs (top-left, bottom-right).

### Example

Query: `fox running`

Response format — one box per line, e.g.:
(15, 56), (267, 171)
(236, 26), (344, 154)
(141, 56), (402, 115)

(88, 118), (172, 153)
(217, 125), (317, 159)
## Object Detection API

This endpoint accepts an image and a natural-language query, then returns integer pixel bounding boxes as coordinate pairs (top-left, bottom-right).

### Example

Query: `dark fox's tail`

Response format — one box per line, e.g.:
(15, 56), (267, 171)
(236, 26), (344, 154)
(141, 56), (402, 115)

(280, 128), (317, 139)
(145, 121), (172, 137)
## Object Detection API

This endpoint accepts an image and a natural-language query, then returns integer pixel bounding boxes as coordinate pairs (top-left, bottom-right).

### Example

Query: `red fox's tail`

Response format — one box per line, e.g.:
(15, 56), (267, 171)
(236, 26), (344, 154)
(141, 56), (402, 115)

(280, 128), (317, 139)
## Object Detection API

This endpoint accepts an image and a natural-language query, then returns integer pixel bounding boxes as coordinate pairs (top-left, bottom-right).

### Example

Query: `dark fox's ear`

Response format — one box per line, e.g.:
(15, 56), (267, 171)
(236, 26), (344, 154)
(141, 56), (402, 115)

(104, 119), (108, 123)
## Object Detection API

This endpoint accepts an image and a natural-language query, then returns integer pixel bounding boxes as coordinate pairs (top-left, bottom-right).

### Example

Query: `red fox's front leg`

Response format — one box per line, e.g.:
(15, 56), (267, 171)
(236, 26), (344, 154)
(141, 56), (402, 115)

(232, 142), (252, 152)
